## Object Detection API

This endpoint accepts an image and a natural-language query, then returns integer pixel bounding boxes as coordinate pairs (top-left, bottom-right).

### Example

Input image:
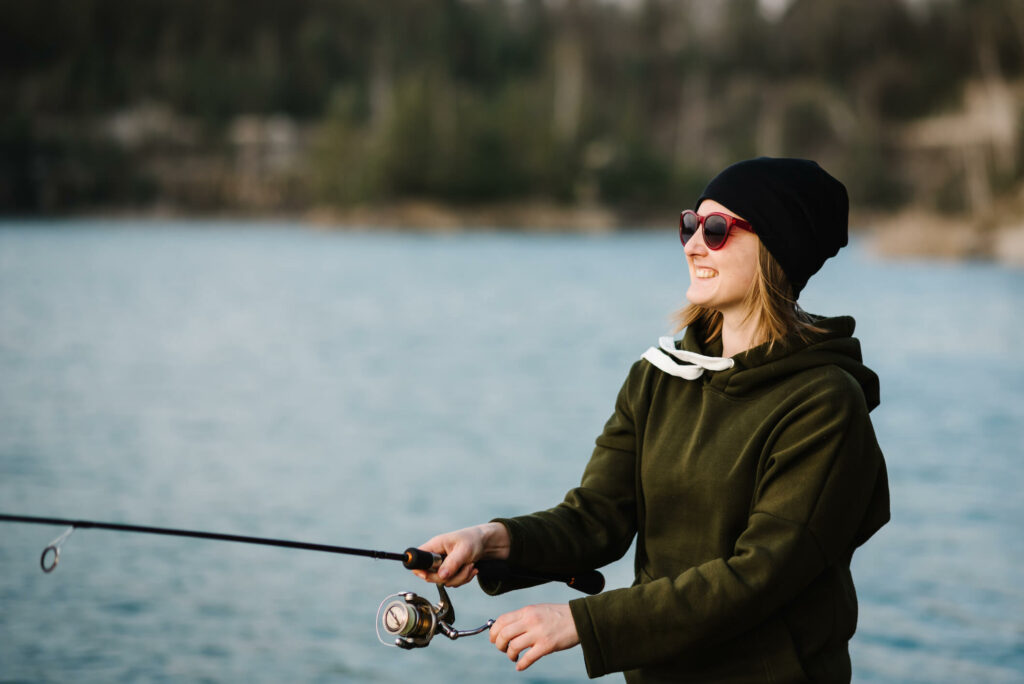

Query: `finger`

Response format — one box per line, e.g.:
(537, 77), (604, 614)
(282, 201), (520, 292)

(410, 540), (462, 584)
(492, 619), (526, 654)
(409, 539), (443, 582)
(436, 549), (470, 581)
(443, 565), (477, 588)
(413, 567), (445, 584)
(489, 610), (520, 644)
(493, 626), (515, 654)
(418, 535), (447, 555)
(516, 641), (550, 671)
(506, 633), (533, 663)
(414, 565), (475, 588)
(434, 560), (474, 586)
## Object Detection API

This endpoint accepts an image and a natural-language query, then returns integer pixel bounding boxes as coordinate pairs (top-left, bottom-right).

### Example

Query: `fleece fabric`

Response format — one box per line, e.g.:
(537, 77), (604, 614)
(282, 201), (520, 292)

(486, 316), (890, 683)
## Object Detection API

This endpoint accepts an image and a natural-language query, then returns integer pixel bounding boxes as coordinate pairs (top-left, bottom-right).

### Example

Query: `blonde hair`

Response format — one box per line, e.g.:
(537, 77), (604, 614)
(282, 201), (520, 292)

(672, 240), (825, 350)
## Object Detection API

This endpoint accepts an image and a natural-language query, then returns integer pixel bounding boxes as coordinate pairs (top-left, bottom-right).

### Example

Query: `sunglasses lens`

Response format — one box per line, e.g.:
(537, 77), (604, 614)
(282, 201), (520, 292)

(680, 212), (699, 244)
(703, 214), (728, 249)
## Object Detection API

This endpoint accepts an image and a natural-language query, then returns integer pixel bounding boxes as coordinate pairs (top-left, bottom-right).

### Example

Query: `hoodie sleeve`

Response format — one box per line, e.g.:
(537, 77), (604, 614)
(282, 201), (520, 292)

(486, 362), (643, 584)
(568, 367), (889, 677)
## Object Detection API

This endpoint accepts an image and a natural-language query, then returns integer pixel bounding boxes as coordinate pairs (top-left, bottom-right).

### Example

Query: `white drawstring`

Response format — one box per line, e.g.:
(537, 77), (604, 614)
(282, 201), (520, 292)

(641, 336), (735, 380)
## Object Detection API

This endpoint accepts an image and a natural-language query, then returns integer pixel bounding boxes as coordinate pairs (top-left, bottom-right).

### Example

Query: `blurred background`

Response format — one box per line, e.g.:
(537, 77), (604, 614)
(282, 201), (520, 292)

(2, 0), (1024, 255)
(2, 1), (1024, 683)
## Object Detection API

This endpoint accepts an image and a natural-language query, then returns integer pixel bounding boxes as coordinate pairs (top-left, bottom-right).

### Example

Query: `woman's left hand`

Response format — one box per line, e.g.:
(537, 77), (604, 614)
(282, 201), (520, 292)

(489, 603), (580, 671)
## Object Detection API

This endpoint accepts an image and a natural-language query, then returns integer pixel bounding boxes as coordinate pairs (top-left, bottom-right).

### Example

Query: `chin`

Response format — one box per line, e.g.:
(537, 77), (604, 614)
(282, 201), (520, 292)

(685, 287), (714, 308)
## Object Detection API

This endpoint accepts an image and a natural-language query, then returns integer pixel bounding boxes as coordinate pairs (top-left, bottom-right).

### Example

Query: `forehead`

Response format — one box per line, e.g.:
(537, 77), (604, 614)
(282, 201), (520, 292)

(696, 199), (746, 221)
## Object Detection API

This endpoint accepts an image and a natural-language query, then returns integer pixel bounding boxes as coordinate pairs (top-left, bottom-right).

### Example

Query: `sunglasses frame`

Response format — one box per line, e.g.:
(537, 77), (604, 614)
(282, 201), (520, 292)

(679, 210), (754, 250)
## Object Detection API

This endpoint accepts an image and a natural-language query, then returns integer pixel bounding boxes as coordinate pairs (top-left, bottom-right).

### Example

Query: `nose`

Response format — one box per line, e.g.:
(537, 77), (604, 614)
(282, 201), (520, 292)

(683, 226), (707, 257)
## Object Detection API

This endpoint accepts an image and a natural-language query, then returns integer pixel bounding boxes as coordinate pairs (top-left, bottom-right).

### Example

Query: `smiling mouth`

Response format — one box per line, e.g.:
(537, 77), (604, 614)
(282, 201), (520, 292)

(695, 267), (718, 279)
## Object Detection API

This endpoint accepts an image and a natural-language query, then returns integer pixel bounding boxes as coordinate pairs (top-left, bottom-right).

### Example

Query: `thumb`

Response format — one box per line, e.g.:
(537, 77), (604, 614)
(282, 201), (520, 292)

(437, 542), (472, 580)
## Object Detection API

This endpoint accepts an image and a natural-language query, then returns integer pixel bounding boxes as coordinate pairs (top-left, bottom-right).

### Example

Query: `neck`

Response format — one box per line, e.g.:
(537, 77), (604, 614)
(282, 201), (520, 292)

(719, 309), (763, 358)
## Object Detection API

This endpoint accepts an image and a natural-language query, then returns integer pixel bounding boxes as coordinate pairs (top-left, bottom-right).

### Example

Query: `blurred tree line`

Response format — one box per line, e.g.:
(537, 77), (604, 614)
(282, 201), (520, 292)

(1, 0), (1022, 224)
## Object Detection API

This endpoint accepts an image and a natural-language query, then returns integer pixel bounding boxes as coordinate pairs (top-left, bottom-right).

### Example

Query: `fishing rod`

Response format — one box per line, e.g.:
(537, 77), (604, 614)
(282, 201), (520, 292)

(0, 513), (604, 649)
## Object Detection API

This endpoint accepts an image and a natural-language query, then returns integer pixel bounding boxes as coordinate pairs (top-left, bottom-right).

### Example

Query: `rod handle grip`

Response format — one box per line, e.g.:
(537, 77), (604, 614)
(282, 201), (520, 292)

(560, 568), (605, 596)
(475, 559), (605, 595)
(402, 547), (443, 571)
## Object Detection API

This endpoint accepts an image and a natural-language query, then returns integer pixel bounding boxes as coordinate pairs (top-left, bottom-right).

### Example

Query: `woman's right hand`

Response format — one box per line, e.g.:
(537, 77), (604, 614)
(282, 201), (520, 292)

(412, 522), (510, 587)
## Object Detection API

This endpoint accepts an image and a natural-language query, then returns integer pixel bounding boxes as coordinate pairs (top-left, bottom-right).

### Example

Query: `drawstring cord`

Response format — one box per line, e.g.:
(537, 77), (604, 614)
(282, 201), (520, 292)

(641, 337), (735, 380)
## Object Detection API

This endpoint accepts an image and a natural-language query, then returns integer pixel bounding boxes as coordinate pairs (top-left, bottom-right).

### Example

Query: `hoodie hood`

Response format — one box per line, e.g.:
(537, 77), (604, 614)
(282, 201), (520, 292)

(649, 315), (880, 411)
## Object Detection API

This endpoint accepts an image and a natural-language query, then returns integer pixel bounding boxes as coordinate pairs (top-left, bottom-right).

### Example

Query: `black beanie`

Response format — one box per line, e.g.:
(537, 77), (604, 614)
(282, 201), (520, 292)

(695, 157), (848, 299)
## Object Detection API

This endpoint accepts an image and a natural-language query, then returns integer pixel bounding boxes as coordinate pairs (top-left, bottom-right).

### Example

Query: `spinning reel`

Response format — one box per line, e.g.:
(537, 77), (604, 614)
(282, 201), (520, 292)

(377, 584), (495, 649)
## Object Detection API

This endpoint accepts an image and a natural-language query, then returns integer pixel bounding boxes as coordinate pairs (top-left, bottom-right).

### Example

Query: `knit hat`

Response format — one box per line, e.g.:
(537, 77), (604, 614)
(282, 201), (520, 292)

(695, 157), (848, 299)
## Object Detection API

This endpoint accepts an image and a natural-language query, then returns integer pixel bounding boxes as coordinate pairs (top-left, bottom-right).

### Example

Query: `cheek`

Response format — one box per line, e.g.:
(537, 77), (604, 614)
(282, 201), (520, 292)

(733, 241), (761, 286)
(724, 246), (760, 297)
(736, 263), (758, 292)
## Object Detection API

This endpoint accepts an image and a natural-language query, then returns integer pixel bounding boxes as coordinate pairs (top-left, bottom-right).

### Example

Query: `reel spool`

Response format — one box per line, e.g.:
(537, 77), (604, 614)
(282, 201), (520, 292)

(377, 584), (494, 649)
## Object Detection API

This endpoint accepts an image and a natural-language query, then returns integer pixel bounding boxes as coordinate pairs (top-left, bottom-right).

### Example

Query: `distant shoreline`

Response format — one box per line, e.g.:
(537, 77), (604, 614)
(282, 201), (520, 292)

(5, 202), (1023, 267)
(865, 209), (1024, 267)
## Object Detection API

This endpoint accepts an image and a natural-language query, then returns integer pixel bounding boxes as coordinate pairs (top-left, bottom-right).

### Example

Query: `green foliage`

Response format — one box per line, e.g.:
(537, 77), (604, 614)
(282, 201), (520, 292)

(309, 87), (382, 205)
(2, 0), (1022, 214)
(843, 141), (907, 211)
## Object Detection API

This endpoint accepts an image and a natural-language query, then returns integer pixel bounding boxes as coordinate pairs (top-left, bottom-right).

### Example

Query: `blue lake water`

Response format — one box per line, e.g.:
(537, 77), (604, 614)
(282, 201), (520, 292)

(0, 220), (1022, 683)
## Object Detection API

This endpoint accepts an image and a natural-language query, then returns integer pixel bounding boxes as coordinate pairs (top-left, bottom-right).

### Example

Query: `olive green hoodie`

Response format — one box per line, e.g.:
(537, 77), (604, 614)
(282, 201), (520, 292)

(488, 316), (890, 682)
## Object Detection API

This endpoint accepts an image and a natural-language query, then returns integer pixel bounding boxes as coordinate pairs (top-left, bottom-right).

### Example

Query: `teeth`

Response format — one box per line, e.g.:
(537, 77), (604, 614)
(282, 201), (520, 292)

(695, 268), (717, 278)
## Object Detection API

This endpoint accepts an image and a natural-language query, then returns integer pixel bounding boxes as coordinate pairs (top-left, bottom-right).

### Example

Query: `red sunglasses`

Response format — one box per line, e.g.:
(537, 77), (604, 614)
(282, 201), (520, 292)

(679, 210), (754, 250)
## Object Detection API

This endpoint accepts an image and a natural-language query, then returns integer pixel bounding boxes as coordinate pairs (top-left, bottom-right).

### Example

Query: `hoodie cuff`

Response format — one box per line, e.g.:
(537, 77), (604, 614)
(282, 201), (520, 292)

(570, 596), (608, 678)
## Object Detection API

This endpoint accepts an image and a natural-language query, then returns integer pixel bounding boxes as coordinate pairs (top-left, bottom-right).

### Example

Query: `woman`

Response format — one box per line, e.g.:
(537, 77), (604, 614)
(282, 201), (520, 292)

(413, 158), (890, 682)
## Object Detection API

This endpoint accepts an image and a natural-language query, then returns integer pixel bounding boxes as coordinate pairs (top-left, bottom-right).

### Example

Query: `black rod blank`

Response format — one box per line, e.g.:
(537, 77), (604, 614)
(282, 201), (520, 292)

(0, 513), (604, 594)
(0, 513), (408, 563)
